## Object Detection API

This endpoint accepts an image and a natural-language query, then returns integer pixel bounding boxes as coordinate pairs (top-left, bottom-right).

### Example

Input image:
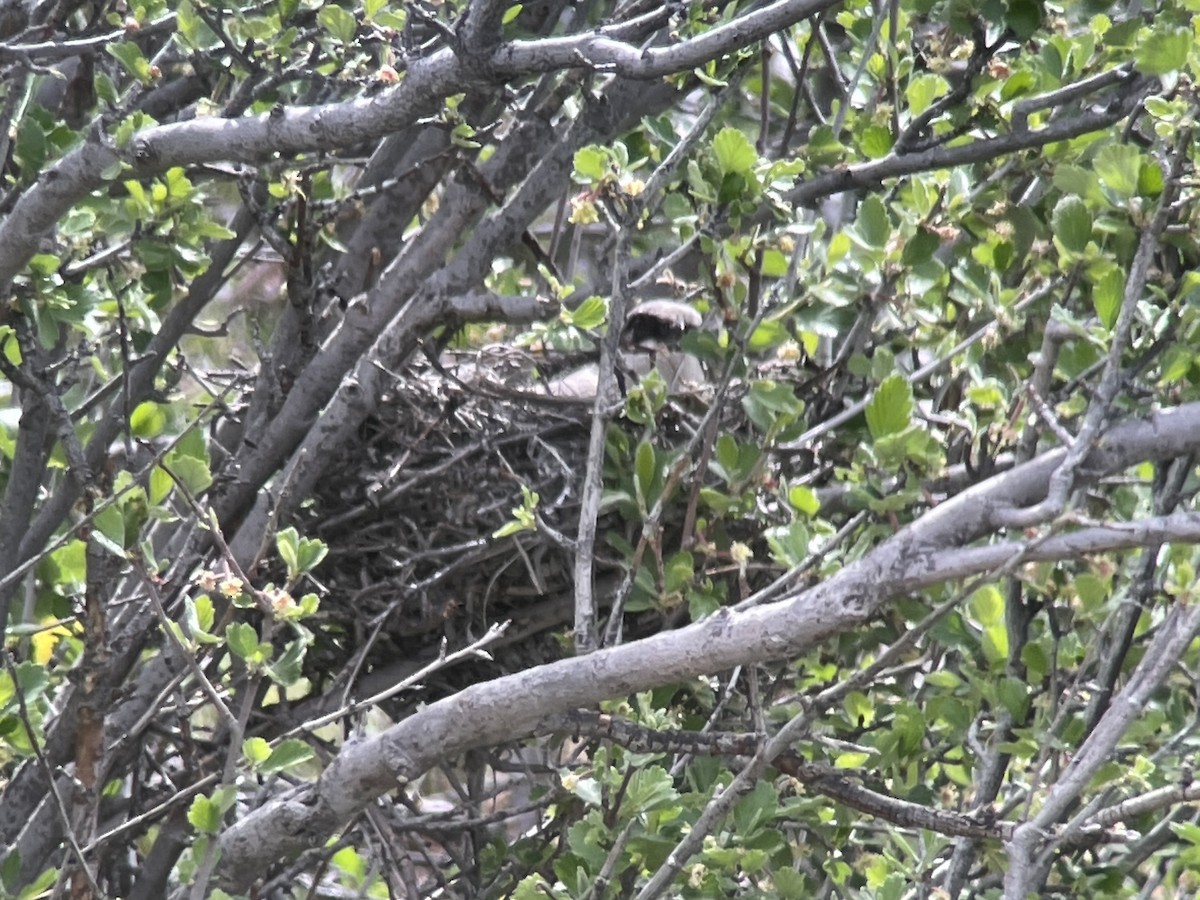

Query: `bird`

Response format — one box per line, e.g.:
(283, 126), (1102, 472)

(544, 299), (704, 399)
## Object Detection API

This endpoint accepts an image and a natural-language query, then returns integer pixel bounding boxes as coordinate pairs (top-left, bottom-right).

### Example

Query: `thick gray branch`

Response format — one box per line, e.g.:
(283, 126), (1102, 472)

(0, 0), (839, 295)
(489, 0), (838, 78)
(213, 401), (1200, 887)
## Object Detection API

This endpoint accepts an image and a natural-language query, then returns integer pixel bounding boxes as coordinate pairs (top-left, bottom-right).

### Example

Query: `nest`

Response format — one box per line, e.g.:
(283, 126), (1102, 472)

(299, 349), (802, 708)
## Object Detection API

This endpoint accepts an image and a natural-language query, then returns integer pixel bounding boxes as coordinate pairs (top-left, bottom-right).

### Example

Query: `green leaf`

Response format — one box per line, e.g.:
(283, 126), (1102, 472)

(226, 622), (260, 661)
(188, 795), (221, 834)
(563, 296), (607, 330)
(1052, 164), (1103, 205)
(997, 677), (1029, 719)
(1005, 0), (1043, 40)
(858, 124), (893, 159)
(502, 4), (523, 24)
(906, 73), (947, 116)
(166, 455), (212, 495)
(634, 440), (656, 511)
(332, 846), (368, 885)
(1134, 25), (1191, 75)
(574, 146), (608, 181)
(1051, 195), (1091, 253)
(148, 466), (173, 505)
(93, 505), (127, 552)
(180, 596), (213, 646)
(864, 374), (912, 439)
(1093, 144), (1142, 198)
(14, 120), (46, 174)
(1158, 344), (1193, 385)
(732, 781), (776, 835)
(267, 637), (307, 685)
(193, 595), (219, 639)
(260, 738), (314, 774)
(1091, 266), (1124, 330)
(276, 526), (300, 575)
(787, 484), (820, 516)
(747, 320), (789, 353)
(565, 774), (602, 806)
(493, 484), (539, 537)
(625, 765), (679, 812)
(317, 5), (357, 45)
(296, 536), (328, 574)
(176, 0), (218, 47)
(742, 380), (803, 437)
(129, 401), (166, 438)
(243, 736), (271, 765)
(969, 584), (1003, 626)
(774, 867), (808, 900)
(760, 248), (788, 277)
(106, 41), (152, 83)
(765, 522), (808, 568)
(856, 194), (890, 249)
(712, 127), (756, 176)
(1138, 159), (1164, 198)
(901, 228), (940, 267)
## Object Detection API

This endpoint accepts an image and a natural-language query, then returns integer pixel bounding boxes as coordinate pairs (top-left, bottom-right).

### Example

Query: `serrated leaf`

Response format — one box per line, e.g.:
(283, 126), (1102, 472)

(296, 537), (328, 573)
(261, 738), (314, 774)
(906, 73), (947, 116)
(243, 736), (271, 764)
(188, 795), (221, 834)
(1093, 144), (1141, 198)
(226, 622), (260, 660)
(317, 5), (357, 45)
(856, 194), (890, 249)
(106, 41), (152, 83)
(712, 127), (756, 176)
(864, 374), (912, 439)
(564, 296), (607, 329)
(858, 124), (893, 159)
(626, 765), (679, 812)
(574, 146), (608, 182)
(165, 454), (212, 495)
(1051, 195), (1091, 253)
(969, 584), (1004, 626)
(1134, 25), (1191, 75)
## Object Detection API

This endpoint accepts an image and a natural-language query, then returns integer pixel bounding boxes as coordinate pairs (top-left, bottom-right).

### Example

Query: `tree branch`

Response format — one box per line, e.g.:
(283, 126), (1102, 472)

(213, 401), (1200, 888)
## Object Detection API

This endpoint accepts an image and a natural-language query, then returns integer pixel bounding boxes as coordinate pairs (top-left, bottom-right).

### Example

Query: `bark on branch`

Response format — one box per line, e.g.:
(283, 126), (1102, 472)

(214, 401), (1200, 887)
